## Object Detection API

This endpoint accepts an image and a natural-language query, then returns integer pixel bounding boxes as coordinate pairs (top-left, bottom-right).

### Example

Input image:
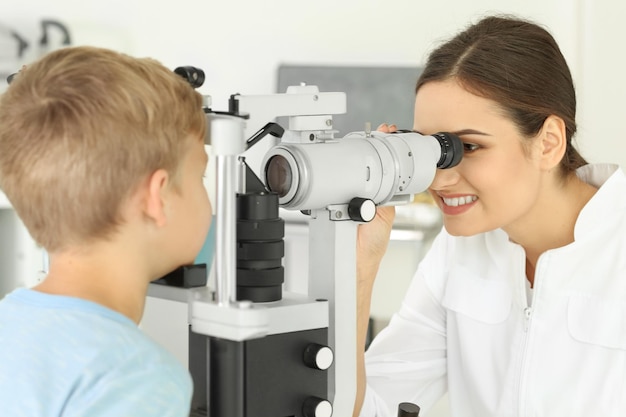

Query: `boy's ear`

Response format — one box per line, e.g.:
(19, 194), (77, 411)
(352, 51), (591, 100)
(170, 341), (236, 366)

(539, 115), (567, 171)
(144, 169), (170, 227)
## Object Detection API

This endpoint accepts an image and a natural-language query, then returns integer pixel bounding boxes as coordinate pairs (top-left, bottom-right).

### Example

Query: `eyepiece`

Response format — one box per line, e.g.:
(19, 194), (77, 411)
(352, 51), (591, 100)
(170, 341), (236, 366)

(432, 132), (463, 169)
(174, 66), (205, 88)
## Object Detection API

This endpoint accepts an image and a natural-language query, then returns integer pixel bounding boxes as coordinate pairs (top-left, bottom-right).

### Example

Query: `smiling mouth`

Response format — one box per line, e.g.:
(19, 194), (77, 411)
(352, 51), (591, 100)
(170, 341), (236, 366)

(441, 195), (478, 207)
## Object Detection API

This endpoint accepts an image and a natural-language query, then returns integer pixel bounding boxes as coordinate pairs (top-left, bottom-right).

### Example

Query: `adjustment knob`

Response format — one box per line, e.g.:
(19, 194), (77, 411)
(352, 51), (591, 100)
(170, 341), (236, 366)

(303, 343), (334, 370)
(348, 197), (376, 222)
(303, 397), (333, 417)
(397, 402), (421, 417)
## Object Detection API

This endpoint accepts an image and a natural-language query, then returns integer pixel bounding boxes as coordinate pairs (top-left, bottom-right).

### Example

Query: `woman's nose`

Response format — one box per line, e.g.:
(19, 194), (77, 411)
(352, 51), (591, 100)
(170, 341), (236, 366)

(430, 166), (461, 190)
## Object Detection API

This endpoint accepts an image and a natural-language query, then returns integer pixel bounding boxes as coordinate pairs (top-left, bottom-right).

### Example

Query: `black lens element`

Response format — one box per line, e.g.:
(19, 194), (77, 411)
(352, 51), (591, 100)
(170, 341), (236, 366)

(265, 155), (293, 198)
(433, 132), (463, 169)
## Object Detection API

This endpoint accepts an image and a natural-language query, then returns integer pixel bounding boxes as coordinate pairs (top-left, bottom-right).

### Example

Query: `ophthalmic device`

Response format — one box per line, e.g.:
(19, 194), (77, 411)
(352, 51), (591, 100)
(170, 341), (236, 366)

(154, 66), (463, 417)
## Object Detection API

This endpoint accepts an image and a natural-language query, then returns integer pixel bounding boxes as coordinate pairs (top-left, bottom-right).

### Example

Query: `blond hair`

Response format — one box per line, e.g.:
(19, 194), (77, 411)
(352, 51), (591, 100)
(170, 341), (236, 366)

(0, 46), (206, 252)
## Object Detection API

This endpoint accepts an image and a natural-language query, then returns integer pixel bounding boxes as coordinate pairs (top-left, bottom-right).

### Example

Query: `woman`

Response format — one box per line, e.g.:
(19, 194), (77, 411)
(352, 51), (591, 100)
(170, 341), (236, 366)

(354, 15), (626, 417)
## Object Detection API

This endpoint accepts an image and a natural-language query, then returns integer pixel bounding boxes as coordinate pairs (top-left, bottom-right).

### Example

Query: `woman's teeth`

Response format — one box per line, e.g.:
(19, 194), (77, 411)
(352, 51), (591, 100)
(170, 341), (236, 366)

(442, 195), (478, 207)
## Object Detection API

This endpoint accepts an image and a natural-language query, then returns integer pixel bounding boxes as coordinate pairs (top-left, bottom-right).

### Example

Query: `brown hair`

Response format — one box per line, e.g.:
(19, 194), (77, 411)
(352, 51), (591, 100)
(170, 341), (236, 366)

(0, 46), (206, 252)
(416, 15), (587, 177)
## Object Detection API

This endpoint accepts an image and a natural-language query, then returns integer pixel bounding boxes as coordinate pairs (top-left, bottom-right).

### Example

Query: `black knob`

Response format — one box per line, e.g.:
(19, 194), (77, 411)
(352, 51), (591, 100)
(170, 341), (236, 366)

(173, 66), (205, 88)
(348, 197), (376, 222)
(397, 402), (420, 417)
(303, 343), (333, 370)
(303, 397), (332, 417)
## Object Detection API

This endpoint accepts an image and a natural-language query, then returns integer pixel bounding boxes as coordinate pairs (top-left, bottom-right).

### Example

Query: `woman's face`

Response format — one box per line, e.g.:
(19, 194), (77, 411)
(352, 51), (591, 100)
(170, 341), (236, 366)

(414, 79), (544, 237)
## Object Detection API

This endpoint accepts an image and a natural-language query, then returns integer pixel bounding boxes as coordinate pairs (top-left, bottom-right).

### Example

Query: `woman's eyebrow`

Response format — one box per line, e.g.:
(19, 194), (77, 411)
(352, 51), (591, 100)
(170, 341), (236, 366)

(412, 128), (491, 136)
(452, 129), (491, 136)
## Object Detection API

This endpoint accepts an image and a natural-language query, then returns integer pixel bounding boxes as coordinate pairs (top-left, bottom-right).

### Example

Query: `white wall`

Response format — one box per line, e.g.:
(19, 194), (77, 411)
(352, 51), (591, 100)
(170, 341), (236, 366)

(2, 0), (623, 160)
(575, 1), (626, 167)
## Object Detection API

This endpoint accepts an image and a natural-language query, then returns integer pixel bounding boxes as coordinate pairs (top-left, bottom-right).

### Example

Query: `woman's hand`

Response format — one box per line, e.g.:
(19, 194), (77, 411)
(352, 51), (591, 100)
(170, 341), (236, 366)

(376, 123), (397, 134)
(356, 123), (398, 284)
(357, 205), (395, 279)
(353, 124), (398, 417)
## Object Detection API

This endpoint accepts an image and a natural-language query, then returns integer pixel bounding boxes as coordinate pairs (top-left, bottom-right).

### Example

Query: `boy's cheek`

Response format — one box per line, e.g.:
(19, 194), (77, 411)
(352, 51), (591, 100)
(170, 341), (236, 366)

(194, 215), (215, 268)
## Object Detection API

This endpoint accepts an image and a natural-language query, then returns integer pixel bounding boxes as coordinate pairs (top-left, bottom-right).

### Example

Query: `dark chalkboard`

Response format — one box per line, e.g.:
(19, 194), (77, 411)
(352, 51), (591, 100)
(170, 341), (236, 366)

(276, 65), (422, 136)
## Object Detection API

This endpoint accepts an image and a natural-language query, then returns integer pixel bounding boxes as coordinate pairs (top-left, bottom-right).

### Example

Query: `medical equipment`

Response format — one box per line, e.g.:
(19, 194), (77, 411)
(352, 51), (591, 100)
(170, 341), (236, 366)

(163, 66), (462, 417)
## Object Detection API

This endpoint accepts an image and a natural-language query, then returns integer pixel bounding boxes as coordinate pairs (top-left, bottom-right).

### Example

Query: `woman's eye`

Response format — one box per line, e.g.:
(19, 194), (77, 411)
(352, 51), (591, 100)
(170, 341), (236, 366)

(463, 143), (480, 153)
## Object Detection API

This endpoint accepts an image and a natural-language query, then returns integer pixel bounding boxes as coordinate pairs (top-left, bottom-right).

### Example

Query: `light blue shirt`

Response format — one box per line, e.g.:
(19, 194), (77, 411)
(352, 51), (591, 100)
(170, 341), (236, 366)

(0, 288), (192, 417)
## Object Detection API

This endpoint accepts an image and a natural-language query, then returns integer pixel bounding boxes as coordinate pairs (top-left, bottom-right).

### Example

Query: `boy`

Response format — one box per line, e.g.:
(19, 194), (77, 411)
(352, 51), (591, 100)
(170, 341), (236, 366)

(0, 46), (212, 416)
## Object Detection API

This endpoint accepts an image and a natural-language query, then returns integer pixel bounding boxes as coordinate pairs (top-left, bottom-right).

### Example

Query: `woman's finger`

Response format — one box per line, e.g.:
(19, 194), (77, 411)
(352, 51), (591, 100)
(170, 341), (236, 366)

(376, 123), (398, 133)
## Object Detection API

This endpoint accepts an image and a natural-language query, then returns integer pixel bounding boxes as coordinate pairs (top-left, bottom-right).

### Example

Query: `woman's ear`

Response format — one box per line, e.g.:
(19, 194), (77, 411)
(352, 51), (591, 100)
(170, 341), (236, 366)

(539, 115), (567, 171)
(143, 169), (170, 227)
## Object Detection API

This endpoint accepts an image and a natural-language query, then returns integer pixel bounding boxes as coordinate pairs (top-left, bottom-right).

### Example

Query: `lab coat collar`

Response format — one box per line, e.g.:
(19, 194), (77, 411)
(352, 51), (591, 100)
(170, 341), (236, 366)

(574, 163), (625, 240)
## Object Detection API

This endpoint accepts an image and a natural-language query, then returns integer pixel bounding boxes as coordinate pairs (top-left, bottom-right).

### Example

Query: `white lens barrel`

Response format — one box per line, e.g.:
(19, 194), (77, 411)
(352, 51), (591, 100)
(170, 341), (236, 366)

(261, 131), (444, 211)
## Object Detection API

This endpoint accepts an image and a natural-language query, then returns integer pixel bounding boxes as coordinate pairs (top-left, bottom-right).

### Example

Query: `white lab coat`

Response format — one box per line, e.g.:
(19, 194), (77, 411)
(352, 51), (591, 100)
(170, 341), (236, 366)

(361, 164), (626, 417)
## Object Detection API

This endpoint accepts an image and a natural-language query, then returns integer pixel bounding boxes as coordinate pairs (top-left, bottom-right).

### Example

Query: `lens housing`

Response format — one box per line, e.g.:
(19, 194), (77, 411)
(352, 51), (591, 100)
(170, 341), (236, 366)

(262, 130), (462, 211)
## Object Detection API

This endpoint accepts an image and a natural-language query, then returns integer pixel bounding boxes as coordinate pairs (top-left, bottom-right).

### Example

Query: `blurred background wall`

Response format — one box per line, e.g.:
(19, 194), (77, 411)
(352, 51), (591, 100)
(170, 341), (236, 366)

(1, 0), (624, 166)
